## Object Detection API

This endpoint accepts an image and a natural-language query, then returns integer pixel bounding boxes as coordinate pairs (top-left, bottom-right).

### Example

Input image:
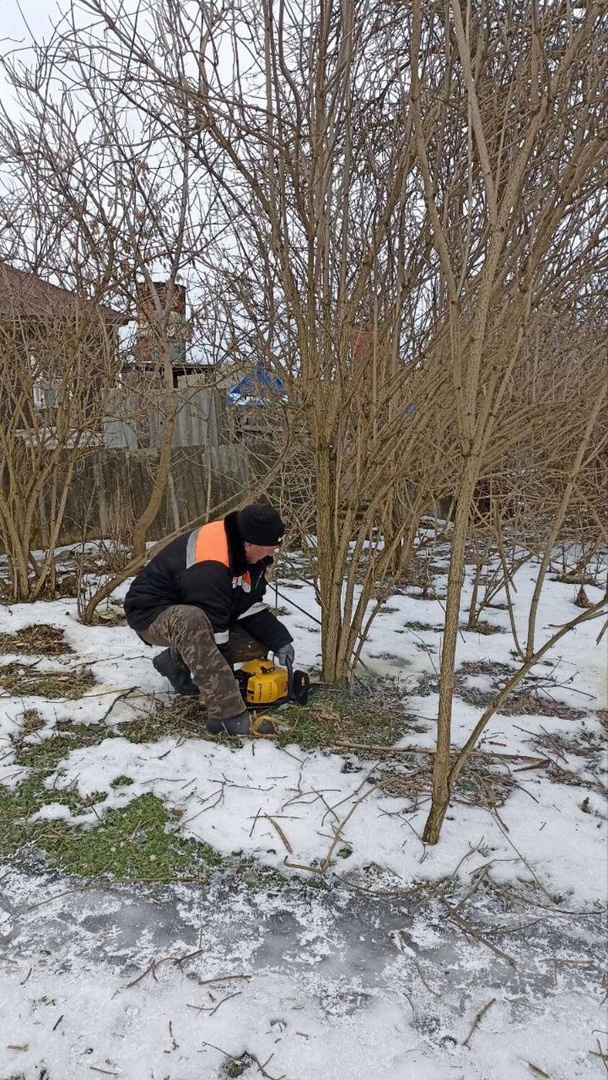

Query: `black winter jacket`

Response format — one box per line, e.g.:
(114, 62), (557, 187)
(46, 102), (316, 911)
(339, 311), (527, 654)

(124, 511), (292, 654)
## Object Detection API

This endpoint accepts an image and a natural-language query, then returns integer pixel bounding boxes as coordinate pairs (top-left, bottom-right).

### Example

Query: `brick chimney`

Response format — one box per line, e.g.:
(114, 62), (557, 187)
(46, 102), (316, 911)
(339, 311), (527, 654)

(134, 280), (187, 370)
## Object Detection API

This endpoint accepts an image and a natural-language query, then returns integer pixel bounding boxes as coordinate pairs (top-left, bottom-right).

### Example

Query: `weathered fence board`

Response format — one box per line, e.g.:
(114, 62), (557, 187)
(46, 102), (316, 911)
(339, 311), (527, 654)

(50, 443), (251, 546)
(102, 389), (140, 449)
(103, 383), (227, 450)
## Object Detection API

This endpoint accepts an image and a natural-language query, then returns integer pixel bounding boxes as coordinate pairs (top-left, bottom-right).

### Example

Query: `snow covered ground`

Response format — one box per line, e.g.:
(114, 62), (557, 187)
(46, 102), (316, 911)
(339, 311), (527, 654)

(0, 551), (606, 1080)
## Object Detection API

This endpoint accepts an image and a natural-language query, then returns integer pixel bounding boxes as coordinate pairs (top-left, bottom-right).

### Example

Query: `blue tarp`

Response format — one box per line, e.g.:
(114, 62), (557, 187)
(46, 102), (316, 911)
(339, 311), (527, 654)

(227, 365), (285, 406)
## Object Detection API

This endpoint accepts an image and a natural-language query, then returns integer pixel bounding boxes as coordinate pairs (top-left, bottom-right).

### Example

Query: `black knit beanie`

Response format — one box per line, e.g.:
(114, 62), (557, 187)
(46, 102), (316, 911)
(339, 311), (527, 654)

(236, 503), (285, 546)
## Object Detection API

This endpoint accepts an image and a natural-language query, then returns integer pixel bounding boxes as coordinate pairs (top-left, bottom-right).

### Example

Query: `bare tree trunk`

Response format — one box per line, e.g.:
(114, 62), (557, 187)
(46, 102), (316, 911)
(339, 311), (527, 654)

(131, 414), (176, 560)
(422, 477), (473, 843)
(31, 458), (76, 601)
(315, 441), (343, 683)
(524, 387), (607, 658)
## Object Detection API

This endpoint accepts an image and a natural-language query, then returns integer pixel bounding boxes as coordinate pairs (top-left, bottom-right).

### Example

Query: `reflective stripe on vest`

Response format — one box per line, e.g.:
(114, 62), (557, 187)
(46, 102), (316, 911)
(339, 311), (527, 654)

(238, 601), (267, 619)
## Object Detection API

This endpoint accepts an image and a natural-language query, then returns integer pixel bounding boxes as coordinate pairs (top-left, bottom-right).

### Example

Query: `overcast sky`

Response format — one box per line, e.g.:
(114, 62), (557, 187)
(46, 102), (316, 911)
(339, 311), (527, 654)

(1, 0), (62, 110)
(1, 0), (60, 42)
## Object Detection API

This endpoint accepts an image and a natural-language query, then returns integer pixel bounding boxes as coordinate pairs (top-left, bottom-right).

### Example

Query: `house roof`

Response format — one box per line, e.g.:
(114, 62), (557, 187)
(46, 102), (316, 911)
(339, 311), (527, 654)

(0, 259), (130, 326)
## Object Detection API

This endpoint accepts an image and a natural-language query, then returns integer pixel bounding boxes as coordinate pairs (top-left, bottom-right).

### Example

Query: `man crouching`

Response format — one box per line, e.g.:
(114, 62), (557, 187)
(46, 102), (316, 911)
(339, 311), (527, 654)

(124, 503), (295, 736)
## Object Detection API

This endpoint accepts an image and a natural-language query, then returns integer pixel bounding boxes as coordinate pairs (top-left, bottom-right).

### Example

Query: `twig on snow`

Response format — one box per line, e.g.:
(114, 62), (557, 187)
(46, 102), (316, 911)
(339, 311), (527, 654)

(188, 989), (243, 1016)
(200, 1042), (288, 1079)
(25, 883), (105, 913)
(590, 1040), (608, 1074)
(462, 996), (496, 1047)
(249, 807), (262, 837)
(526, 1063), (551, 1078)
(253, 1052), (285, 1079)
(336, 877), (426, 900)
(100, 688), (137, 724)
(415, 960), (442, 998)
(197, 974), (253, 986)
(264, 815), (293, 853)
(124, 947), (205, 989)
(322, 767), (377, 822)
(540, 957), (595, 966)
(163, 1020), (179, 1052)
(492, 815), (555, 900)
(441, 900), (516, 967)
(285, 783), (375, 875)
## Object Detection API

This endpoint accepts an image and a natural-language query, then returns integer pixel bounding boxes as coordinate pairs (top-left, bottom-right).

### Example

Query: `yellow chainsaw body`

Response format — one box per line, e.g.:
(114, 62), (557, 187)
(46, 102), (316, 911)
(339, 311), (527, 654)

(239, 659), (289, 705)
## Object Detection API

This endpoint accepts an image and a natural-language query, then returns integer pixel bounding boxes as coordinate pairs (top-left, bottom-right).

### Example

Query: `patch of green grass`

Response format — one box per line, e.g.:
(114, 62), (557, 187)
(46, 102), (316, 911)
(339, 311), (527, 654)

(412, 672), (439, 697)
(0, 664), (96, 699)
(21, 709), (45, 736)
(110, 774), (134, 788)
(459, 660), (515, 676)
(1, 725), (223, 882)
(14, 724), (111, 773)
(554, 571), (601, 587)
(460, 620), (504, 635)
(498, 690), (585, 719)
(276, 683), (409, 751)
(0, 775), (222, 881)
(0, 775), (85, 858)
(1, 728), (118, 857)
(0, 623), (73, 656)
(231, 856), (304, 891)
(403, 620), (437, 632)
(42, 793), (223, 879)
(454, 661), (586, 718)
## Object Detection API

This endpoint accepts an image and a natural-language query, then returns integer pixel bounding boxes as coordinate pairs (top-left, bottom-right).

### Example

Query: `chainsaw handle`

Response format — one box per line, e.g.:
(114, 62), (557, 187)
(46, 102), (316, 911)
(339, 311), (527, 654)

(285, 653), (294, 693)
(285, 655), (310, 706)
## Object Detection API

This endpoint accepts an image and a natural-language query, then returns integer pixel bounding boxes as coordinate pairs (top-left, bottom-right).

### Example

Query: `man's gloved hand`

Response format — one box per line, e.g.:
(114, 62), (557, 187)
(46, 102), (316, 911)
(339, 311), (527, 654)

(276, 643), (295, 667)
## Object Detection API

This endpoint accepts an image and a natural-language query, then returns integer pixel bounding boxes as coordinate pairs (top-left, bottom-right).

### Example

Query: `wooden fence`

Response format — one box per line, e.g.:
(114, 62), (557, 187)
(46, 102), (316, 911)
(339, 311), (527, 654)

(7, 380), (273, 549)
(102, 380), (227, 450)
(53, 443), (252, 546)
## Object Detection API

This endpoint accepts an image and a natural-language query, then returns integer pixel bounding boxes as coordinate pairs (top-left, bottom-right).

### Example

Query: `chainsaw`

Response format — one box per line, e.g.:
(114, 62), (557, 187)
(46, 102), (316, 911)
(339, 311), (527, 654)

(235, 655), (310, 710)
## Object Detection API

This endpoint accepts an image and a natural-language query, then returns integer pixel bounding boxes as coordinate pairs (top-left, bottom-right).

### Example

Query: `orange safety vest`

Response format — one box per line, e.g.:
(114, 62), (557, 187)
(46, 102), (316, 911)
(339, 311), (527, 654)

(185, 520), (252, 591)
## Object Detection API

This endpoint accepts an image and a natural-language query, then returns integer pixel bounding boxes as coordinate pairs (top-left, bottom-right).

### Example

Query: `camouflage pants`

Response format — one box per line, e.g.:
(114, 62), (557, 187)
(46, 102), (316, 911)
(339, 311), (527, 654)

(140, 605), (265, 722)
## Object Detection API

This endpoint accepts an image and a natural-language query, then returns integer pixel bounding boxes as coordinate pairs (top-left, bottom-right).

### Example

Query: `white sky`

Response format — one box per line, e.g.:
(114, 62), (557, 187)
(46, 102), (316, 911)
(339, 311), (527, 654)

(0, 0), (62, 112)
(1, 0), (60, 42)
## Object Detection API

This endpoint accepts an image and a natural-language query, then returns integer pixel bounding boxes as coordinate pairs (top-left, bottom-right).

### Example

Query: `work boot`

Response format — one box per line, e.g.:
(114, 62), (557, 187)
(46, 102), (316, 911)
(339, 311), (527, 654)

(206, 709), (251, 736)
(152, 648), (199, 697)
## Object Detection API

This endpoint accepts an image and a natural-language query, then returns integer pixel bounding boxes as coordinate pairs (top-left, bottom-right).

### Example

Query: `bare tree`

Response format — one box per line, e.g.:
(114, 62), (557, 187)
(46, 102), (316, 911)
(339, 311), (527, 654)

(406, 1), (608, 842)
(52, 0), (459, 680)
(0, 273), (123, 601)
(0, 23), (260, 606)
